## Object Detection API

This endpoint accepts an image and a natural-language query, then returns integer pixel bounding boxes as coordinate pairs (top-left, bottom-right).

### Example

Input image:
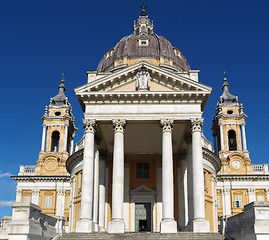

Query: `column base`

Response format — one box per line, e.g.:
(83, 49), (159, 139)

(76, 218), (93, 233)
(108, 219), (125, 233)
(93, 222), (99, 232)
(160, 219), (177, 233)
(99, 226), (106, 232)
(187, 218), (210, 232)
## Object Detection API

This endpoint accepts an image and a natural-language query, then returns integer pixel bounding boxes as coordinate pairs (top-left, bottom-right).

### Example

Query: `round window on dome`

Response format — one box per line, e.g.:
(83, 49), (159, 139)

(55, 112), (61, 116)
(227, 110), (233, 114)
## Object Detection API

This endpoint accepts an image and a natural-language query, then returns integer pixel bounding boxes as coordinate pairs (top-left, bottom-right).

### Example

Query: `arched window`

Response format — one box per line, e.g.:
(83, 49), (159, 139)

(51, 131), (60, 152)
(228, 130), (237, 150)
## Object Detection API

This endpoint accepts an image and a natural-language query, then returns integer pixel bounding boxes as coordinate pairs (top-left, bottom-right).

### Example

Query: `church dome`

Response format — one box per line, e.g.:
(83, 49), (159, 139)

(97, 10), (190, 72)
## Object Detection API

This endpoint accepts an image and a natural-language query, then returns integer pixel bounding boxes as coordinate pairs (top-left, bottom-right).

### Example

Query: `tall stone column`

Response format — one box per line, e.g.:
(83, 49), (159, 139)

(69, 176), (76, 232)
(178, 153), (188, 228)
(241, 122), (247, 151)
(160, 119), (177, 233)
(189, 118), (209, 232)
(56, 189), (66, 217)
(41, 124), (47, 152)
(76, 119), (96, 233)
(109, 119), (126, 233)
(98, 156), (106, 232)
(219, 122), (224, 151)
(186, 134), (193, 225)
(93, 146), (100, 232)
(32, 189), (40, 205)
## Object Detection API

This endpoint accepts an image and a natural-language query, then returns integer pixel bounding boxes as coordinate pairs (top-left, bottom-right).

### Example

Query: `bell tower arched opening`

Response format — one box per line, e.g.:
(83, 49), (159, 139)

(228, 130), (237, 151)
(51, 131), (60, 152)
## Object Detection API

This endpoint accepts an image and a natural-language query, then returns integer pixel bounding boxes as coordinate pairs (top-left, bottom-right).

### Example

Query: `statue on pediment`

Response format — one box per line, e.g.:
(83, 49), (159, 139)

(136, 66), (150, 91)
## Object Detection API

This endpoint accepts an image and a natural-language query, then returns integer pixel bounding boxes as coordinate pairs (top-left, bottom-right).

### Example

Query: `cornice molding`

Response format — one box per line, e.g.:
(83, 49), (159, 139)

(217, 175), (269, 181)
(12, 175), (71, 182)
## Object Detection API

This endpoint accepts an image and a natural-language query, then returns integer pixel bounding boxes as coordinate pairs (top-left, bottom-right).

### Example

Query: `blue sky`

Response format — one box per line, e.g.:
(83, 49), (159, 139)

(0, 0), (268, 218)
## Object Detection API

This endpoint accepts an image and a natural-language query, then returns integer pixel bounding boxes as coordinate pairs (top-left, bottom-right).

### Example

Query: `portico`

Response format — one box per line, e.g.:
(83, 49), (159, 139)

(72, 60), (213, 233)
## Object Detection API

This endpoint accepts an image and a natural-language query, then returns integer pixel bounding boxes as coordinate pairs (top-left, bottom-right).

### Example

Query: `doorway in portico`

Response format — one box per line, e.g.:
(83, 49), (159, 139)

(135, 202), (152, 232)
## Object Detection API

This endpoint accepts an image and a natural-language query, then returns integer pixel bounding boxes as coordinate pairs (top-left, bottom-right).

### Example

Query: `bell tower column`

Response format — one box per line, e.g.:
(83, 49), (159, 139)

(160, 119), (177, 233)
(76, 119), (96, 233)
(188, 118), (210, 232)
(109, 119), (126, 233)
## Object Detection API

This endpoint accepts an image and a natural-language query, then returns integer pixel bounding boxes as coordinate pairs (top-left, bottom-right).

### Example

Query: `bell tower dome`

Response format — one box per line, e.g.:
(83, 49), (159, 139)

(35, 74), (76, 176)
(212, 74), (251, 174)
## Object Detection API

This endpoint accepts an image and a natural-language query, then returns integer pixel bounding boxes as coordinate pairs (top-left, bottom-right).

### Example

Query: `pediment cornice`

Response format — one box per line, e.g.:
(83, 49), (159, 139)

(75, 62), (211, 110)
(75, 61), (211, 94)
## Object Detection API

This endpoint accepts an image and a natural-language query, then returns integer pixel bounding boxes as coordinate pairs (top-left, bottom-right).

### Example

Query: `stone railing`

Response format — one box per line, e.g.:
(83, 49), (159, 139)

(0, 216), (11, 240)
(74, 135), (84, 152)
(7, 202), (65, 240)
(252, 164), (269, 174)
(18, 165), (35, 176)
(201, 133), (214, 152)
(224, 201), (269, 240)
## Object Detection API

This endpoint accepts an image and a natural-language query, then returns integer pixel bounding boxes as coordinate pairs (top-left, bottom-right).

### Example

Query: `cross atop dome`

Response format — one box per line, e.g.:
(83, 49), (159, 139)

(134, 4), (154, 35)
(140, 3), (147, 16)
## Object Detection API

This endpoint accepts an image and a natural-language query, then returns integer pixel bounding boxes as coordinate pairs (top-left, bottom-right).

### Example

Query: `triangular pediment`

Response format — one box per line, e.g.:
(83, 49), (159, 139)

(129, 185), (156, 195)
(75, 61), (212, 95)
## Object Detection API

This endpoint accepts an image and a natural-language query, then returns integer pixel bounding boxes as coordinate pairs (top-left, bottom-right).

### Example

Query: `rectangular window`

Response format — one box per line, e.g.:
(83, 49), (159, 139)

(136, 162), (150, 179)
(45, 196), (52, 209)
(234, 195), (242, 208)
(24, 196), (30, 203)
(257, 195), (264, 201)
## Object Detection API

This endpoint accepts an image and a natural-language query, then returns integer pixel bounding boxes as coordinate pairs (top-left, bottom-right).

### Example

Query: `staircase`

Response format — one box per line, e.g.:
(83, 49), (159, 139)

(59, 232), (225, 240)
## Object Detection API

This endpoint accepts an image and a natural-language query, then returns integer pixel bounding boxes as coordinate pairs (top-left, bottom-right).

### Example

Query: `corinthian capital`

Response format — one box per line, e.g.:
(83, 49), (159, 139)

(160, 119), (174, 133)
(113, 119), (126, 133)
(190, 118), (203, 133)
(83, 119), (97, 134)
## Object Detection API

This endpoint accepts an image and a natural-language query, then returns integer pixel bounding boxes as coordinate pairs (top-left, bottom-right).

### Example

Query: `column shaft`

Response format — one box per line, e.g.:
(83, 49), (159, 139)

(76, 119), (96, 233)
(109, 119), (126, 233)
(178, 155), (188, 228)
(41, 125), (47, 152)
(241, 123), (247, 151)
(63, 124), (68, 152)
(98, 158), (106, 231)
(160, 119), (177, 233)
(186, 137), (193, 223)
(189, 119), (209, 232)
(93, 147), (99, 231)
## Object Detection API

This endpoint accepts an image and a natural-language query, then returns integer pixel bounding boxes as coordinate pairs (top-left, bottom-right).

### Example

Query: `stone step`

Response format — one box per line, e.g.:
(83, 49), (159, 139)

(59, 232), (225, 240)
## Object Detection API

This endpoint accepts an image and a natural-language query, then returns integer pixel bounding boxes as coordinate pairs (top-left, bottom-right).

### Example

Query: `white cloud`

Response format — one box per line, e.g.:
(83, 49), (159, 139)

(0, 201), (13, 208)
(0, 173), (11, 178)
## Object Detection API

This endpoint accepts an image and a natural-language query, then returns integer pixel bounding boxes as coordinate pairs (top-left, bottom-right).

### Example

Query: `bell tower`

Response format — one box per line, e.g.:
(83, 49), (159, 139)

(212, 74), (251, 174)
(35, 74), (76, 176)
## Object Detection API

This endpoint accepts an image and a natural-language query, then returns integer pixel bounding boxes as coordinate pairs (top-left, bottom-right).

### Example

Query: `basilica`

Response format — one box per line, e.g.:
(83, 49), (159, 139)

(4, 7), (269, 240)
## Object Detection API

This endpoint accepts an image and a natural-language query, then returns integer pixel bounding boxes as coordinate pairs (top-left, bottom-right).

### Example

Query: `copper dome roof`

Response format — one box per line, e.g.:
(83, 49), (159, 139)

(97, 33), (190, 72)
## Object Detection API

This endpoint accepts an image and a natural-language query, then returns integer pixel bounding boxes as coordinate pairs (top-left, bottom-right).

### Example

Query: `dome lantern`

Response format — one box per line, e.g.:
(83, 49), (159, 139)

(133, 4), (154, 35)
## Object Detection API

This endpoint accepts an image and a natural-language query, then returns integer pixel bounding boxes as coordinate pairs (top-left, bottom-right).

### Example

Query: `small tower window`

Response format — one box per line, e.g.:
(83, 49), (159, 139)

(51, 131), (60, 152)
(228, 130), (237, 151)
